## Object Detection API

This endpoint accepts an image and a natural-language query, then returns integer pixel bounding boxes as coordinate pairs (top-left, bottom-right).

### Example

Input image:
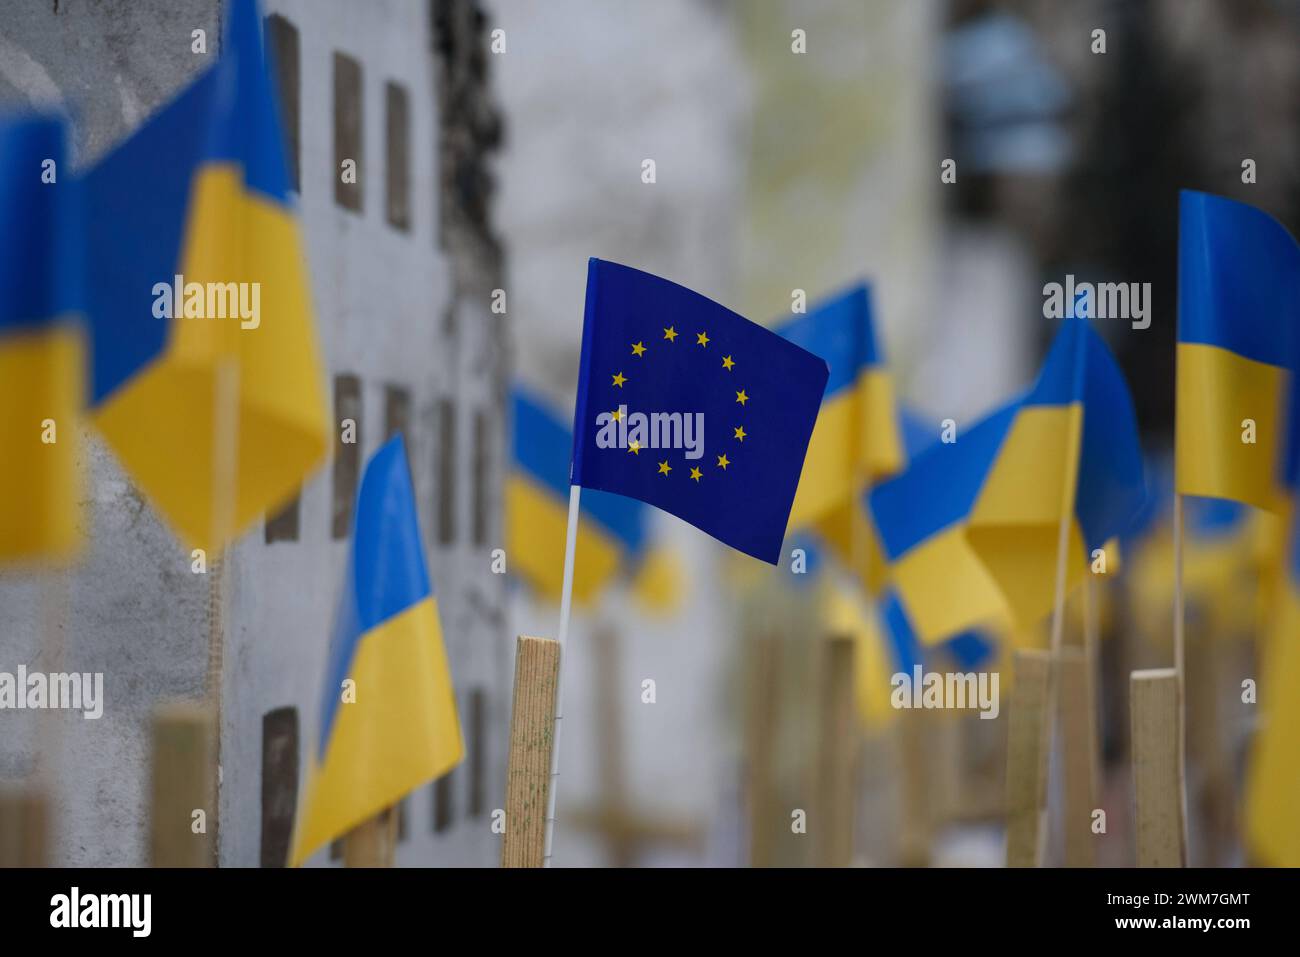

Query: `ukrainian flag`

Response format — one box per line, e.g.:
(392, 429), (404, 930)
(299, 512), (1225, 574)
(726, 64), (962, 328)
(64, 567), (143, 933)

(82, 0), (327, 550)
(871, 318), (1145, 641)
(1176, 190), (1300, 511)
(508, 387), (649, 605)
(0, 115), (82, 562)
(778, 284), (903, 529)
(1244, 505), (1300, 866)
(291, 436), (463, 865)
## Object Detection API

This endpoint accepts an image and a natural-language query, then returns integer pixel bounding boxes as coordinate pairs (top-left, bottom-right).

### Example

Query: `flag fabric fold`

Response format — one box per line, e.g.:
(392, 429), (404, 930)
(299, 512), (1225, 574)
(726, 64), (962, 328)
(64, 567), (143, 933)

(870, 318), (1145, 641)
(291, 435), (463, 865)
(1176, 189), (1300, 511)
(571, 259), (828, 564)
(0, 114), (83, 562)
(82, 0), (327, 550)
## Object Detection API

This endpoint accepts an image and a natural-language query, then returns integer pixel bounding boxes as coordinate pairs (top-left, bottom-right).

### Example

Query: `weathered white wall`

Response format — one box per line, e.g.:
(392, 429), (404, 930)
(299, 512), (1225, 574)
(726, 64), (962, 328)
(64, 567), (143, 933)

(0, 0), (509, 867)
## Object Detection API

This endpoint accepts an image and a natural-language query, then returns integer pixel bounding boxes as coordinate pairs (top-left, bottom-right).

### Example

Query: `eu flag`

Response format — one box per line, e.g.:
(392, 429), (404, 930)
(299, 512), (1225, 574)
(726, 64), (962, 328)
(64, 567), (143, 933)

(572, 259), (828, 564)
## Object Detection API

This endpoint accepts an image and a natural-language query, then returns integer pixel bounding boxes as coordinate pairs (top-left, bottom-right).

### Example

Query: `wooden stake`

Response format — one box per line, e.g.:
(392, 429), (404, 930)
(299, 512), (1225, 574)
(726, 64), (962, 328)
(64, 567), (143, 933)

(814, 634), (857, 866)
(1130, 668), (1185, 867)
(1058, 647), (1097, 866)
(501, 635), (561, 868)
(150, 702), (215, 867)
(0, 787), (48, 867)
(1005, 649), (1051, 867)
(343, 807), (397, 867)
(746, 633), (781, 868)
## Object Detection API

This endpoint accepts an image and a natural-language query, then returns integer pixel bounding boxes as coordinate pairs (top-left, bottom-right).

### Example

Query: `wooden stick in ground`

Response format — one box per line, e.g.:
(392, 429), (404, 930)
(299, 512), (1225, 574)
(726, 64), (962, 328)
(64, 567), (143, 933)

(343, 806), (397, 867)
(814, 633), (857, 867)
(0, 787), (48, 867)
(501, 635), (561, 867)
(150, 701), (215, 867)
(1130, 668), (1185, 867)
(1057, 646), (1097, 866)
(1005, 649), (1052, 867)
(746, 633), (781, 867)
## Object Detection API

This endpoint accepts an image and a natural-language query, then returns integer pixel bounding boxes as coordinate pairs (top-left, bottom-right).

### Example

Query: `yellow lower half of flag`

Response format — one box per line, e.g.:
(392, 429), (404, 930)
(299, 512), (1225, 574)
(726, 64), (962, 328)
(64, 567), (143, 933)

(93, 164), (328, 551)
(891, 524), (1010, 644)
(1176, 342), (1287, 511)
(290, 596), (464, 865)
(815, 498), (890, 596)
(506, 474), (622, 605)
(0, 323), (82, 562)
(789, 388), (859, 528)
(967, 403), (1086, 628)
(1245, 579), (1300, 865)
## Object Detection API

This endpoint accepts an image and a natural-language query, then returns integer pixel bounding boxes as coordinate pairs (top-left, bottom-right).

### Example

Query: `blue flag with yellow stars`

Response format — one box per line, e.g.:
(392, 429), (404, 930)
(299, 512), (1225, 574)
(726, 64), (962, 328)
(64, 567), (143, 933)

(571, 259), (829, 564)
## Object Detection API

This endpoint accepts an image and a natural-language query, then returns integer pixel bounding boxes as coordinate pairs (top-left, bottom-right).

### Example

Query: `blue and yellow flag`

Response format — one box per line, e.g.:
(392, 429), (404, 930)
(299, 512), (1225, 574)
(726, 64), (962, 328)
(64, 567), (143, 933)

(778, 284), (902, 527)
(291, 436), (463, 865)
(509, 387), (648, 604)
(82, 0), (327, 550)
(0, 114), (82, 562)
(871, 318), (1145, 641)
(1244, 505), (1300, 866)
(1176, 190), (1300, 511)
(572, 259), (828, 564)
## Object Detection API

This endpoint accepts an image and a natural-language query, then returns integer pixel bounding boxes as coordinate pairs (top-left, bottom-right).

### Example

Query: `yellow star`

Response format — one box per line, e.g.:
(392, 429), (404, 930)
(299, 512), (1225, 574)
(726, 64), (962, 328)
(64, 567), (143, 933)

(628, 441), (641, 455)
(722, 355), (735, 371)
(664, 326), (678, 342)
(734, 426), (746, 442)
(690, 467), (702, 482)
(696, 331), (710, 347)
(658, 460), (672, 476)
(735, 389), (749, 405)
(612, 371), (627, 387)
(631, 341), (646, 357)
(716, 453), (730, 470)
(611, 408), (623, 421)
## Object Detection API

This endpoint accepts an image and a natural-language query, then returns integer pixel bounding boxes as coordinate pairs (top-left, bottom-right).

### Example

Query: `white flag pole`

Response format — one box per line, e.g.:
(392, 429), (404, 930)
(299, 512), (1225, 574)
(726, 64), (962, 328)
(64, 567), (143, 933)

(541, 483), (582, 867)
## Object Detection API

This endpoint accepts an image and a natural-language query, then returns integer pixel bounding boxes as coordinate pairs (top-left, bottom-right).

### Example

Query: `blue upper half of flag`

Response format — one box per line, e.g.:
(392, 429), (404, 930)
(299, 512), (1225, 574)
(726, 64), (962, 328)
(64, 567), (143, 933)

(79, 0), (293, 405)
(571, 259), (829, 564)
(775, 283), (880, 398)
(0, 114), (81, 332)
(1178, 189), (1300, 368)
(319, 434), (432, 755)
(511, 386), (647, 555)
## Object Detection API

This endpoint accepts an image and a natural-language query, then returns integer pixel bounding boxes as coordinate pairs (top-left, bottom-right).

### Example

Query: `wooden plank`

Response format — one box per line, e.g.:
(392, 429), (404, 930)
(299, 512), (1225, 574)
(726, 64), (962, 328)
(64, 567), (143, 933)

(150, 702), (215, 867)
(746, 633), (780, 867)
(0, 787), (48, 867)
(815, 634), (857, 866)
(1130, 668), (1186, 867)
(1058, 648), (1097, 866)
(1005, 649), (1051, 867)
(501, 635), (560, 868)
(343, 806), (397, 867)
(897, 708), (932, 865)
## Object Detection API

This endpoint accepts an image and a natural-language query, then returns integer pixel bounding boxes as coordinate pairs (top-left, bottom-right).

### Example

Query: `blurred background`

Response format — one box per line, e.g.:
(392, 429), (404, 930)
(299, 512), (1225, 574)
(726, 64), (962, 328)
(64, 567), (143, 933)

(1, 0), (1298, 867)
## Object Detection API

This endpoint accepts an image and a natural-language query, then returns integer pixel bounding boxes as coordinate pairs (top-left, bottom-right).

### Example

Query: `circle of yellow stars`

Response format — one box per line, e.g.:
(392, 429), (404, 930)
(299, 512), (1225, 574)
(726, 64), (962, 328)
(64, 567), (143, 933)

(608, 326), (747, 483)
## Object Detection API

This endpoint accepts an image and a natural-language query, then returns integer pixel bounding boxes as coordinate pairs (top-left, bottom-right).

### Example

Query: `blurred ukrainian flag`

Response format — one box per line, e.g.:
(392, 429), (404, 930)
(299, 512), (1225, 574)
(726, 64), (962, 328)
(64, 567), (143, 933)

(291, 436), (462, 864)
(0, 114), (82, 562)
(82, 0), (327, 550)
(509, 387), (679, 611)
(779, 284), (902, 527)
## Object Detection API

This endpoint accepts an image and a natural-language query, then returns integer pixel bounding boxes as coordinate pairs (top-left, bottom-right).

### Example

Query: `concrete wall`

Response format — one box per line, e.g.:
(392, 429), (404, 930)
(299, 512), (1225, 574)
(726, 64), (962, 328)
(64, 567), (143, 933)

(0, 0), (508, 867)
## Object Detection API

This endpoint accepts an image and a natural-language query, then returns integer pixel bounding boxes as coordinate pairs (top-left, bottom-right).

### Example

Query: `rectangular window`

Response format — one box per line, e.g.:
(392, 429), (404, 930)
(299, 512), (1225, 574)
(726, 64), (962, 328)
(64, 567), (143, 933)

(332, 374), (362, 540)
(433, 770), (455, 833)
(468, 688), (486, 817)
(471, 408), (489, 547)
(265, 15), (300, 192)
(436, 398), (456, 545)
(260, 707), (299, 868)
(385, 82), (411, 231)
(333, 52), (363, 211)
